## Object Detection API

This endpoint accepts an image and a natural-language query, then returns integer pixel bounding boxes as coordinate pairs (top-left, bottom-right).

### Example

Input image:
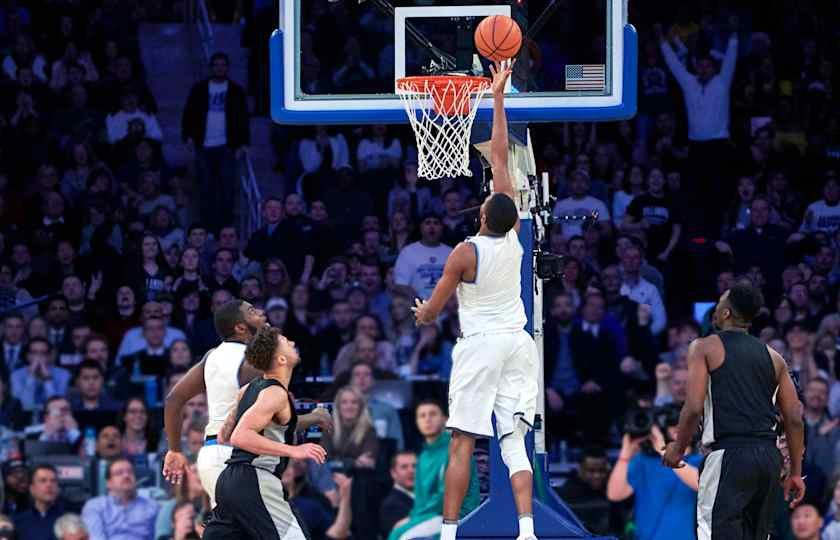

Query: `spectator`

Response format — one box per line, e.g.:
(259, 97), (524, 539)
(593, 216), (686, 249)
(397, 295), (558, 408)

(388, 400), (479, 540)
(653, 364), (689, 406)
(81, 458), (158, 540)
(393, 213), (452, 300)
(621, 167), (682, 269)
(11, 338), (71, 412)
(386, 163), (434, 224)
(156, 500), (197, 540)
(298, 126), (351, 181)
(556, 446), (623, 536)
(358, 125), (402, 173)
(552, 169), (612, 239)
(799, 177), (840, 236)
(26, 397), (80, 448)
(790, 503), (823, 540)
(205, 248), (239, 296)
(94, 426), (123, 461)
(0, 515), (14, 540)
(715, 197), (789, 298)
(349, 362), (404, 448)
(154, 464), (204, 540)
(802, 377), (840, 482)
(0, 379), (26, 432)
(323, 387), (378, 470)
(181, 52), (249, 231)
(335, 316), (397, 376)
(53, 513), (89, 540)
(122, 317), (169, 377)
(606, 419), (700, 540)
(280, 458), (353, 540)
(244, 197), (314, 282)
(119, 398), (157, 457)
(12, 464), (65, 540)
(409, 325), (454, 378)
(318, 301), (356, 369)
(116, 302), (186, 362)
(44, 297), (72, 351)
(379, 451), (416, 538)
(189, 289), (232, 357)
(216, 226), (260, 282)
(619, 245), (667, 335)
(69, 360), (120, 414)
(657, 18), (738, 236)
(2, 458), (30, 515)
(105, 88), (162, 144)
(0, 314), (25, 380)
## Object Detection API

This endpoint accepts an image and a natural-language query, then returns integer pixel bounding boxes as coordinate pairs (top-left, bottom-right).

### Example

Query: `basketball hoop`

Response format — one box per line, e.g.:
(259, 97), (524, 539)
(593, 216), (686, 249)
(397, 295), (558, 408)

(396, 75), (490, 180)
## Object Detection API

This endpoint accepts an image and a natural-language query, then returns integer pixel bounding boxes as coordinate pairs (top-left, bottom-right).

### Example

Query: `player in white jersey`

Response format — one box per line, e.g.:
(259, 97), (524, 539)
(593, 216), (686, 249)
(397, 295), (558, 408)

(161, 299), (267, 507)
(412, 60), (539, 540)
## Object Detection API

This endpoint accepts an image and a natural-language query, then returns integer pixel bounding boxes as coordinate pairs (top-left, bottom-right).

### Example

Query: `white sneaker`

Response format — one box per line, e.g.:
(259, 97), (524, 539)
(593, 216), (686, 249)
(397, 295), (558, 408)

(516, 535), (538, 540)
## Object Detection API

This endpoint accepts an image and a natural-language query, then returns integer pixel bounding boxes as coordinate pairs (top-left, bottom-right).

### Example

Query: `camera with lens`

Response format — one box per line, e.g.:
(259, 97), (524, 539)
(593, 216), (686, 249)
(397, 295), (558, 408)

(536, 252), (565, 280)
(623, 403), (682, 454)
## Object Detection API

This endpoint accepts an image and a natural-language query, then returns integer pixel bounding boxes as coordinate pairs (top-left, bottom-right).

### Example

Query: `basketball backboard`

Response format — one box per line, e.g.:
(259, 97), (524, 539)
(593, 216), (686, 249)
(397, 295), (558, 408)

(270, 0), (637, 125)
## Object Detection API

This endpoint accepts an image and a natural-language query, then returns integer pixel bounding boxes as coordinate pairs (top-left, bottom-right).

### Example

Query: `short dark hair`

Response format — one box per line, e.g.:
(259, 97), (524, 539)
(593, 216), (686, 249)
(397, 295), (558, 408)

(484, 193), (518, 235)
(245, 326), (281, 371)
(31, 464), (57, 478)
(76, 359), (104, 378)
(581, 445), (607, 462)
(415, 398), (446, 416)
(26, 337), (52, 355)
(106, 458), (133, 480)
(210, 52), (229, 65)
(214, 300), (245, 338)
(390, 450), (416, 470)
(727, 283), (765, 323)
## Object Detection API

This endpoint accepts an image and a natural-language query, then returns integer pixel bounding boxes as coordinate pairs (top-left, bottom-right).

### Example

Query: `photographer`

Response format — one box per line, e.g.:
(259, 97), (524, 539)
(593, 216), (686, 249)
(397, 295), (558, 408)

(606, 406), (700, 540)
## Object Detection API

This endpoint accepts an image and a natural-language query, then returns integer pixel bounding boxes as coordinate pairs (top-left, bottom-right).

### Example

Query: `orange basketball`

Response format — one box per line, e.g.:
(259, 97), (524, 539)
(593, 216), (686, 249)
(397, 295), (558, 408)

(474, 15), (523, 62)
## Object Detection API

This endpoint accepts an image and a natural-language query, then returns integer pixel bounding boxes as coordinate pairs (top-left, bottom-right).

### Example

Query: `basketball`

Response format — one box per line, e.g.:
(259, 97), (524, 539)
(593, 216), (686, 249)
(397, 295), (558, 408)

(474, 15), (523, 62)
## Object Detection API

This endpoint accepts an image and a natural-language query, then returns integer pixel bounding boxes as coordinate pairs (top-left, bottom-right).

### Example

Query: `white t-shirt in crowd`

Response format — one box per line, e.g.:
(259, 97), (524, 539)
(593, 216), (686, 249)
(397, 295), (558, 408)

(394, 241), (453, 299)
(204, 80), (228, 148)
(800, 200), (840, 235)
(552, 196), (611, 238)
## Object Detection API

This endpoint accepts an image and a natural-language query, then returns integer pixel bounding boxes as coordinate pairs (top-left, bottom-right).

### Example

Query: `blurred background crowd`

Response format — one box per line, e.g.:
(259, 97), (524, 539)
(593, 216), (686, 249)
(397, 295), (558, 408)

(0, 1), (836, 540)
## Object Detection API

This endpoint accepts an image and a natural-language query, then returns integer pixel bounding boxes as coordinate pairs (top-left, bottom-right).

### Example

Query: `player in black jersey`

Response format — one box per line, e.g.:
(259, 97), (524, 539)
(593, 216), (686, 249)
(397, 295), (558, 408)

(204, 326), (328, 540)
(662, 283), (805, 540)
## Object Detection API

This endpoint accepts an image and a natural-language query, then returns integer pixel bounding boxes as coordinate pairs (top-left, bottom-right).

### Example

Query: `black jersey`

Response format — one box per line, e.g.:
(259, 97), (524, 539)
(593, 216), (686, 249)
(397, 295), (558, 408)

(701, 331), (778, 447)
(227, 377), (298, 477)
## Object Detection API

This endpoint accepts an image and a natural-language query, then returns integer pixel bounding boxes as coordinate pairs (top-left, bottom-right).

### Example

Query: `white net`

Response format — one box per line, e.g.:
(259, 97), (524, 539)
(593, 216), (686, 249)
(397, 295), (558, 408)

(396, 76), (490, 180)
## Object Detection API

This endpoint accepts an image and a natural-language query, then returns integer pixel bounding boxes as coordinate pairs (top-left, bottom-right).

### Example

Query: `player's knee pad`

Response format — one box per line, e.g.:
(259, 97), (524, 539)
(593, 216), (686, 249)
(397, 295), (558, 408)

(499, 434), (532, 477)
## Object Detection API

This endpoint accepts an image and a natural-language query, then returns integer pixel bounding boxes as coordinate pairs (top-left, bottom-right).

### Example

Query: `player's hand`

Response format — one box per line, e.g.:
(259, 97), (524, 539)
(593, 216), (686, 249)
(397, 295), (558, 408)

(783, 475), (805, 508)
(291, 443), (327, 464)
(489, 59), (515, 96)
(163, 451), (189, 485)
(312, 407), (334, 434)
(661, 441), (686, 468)
(412, 298), (435, 326)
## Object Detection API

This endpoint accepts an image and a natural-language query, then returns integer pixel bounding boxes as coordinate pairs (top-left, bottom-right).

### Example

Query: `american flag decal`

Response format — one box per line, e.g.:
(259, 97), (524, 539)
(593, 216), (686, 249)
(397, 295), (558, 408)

(565, 64), (606, 91)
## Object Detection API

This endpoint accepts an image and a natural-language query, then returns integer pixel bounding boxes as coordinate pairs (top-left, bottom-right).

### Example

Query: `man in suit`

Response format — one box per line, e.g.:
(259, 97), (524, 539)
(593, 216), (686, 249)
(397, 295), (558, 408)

(569, 291), (626, 444)
(122, 317), (169, 378)
(0, 313), (26, 382)
(244, 197), (315, 282)
(380, 451), (416, 538)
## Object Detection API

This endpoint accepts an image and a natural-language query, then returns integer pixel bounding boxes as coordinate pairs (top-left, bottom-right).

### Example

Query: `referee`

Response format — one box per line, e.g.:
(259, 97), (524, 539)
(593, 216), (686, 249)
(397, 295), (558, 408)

(662, 283), (805, 540)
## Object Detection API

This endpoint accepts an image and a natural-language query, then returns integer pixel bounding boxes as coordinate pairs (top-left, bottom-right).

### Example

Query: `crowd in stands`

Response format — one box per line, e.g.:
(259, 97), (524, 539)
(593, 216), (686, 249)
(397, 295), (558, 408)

(0, 0), (837, 540)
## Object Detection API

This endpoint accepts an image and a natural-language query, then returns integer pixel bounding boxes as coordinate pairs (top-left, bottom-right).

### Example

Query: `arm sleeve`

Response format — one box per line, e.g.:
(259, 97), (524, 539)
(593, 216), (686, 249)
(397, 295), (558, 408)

(659, 40), (694, 89)
(649, 287), (667, 335)
(82, 501), (107, 540)
(626, 455), (642, 491)
(719, 36), (738, 86)
(393, 249), (412, 286)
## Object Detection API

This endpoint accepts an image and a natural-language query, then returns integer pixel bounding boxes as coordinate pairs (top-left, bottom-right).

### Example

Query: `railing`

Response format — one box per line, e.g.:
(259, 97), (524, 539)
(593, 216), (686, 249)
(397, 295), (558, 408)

(193, 0), (214, 65)
(238, 152), (263, 238)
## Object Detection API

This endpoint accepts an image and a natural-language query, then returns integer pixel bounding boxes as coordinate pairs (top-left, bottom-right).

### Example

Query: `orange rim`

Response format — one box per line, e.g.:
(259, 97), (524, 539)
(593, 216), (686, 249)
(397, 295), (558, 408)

(396, 76), (490, 116)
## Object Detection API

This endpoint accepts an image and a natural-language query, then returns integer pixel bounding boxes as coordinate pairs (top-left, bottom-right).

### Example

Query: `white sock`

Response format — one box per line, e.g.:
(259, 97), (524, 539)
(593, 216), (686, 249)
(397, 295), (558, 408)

(441, 521), (458, 540)
(518, 514), (534, 538)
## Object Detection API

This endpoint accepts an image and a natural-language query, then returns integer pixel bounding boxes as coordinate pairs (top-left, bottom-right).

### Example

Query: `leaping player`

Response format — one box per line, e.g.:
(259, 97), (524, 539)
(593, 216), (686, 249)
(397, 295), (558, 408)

(413, 60), (540, 540)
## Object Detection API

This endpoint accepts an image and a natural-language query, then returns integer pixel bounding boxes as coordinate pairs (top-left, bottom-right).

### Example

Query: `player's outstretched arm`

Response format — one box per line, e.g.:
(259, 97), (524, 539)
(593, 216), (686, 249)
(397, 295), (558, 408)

(489, 60), (515, 201)
(770, 346), (806, 508)
(231, 385), (327, 464)
(663, 338), (708, 468)
(163, 358), (207, 483)
(413, 242), (474, 325)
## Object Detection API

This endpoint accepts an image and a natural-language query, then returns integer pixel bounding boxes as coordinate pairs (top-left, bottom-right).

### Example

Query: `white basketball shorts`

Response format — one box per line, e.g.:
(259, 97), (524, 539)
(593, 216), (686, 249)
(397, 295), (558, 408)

(446, 329), (540, 439)
(197, 443), (233, 508)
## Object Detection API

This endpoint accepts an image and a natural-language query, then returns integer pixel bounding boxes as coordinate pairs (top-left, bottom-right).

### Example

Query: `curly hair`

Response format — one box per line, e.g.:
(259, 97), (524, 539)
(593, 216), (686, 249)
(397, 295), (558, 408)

(245, 326), (281, 371)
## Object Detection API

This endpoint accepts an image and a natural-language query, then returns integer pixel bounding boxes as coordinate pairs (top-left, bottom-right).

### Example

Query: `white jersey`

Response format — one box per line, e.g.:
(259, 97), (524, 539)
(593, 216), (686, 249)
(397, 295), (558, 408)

(203, 340), (246, 438)
(456, 229), (527, 336)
